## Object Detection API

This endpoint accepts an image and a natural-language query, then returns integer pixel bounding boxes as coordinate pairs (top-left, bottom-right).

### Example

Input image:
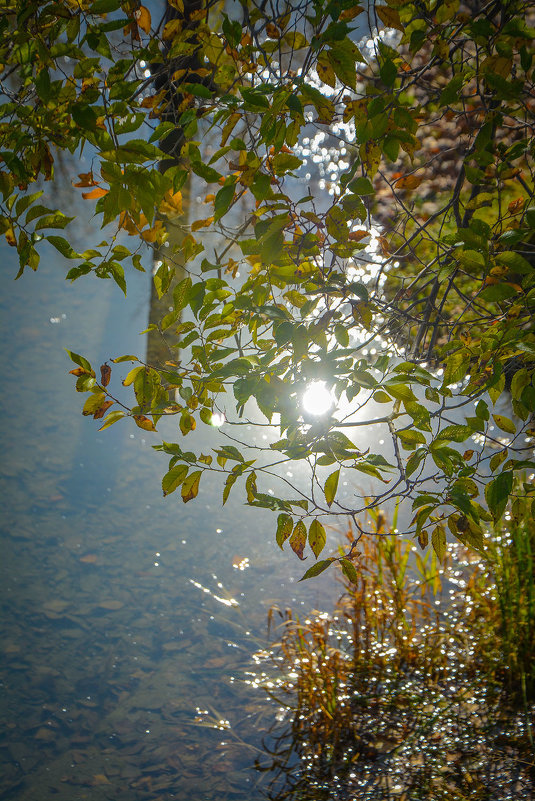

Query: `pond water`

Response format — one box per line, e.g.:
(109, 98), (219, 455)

(0, 170), (346, 800)
(2, 8), (534, 799)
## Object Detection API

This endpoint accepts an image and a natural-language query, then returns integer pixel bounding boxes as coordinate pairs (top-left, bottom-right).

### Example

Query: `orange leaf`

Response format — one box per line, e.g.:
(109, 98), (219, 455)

(140, 220), (164, 243)
(508, 197), (524, 214)
(191, 217), (214, 231)
(135, 5), (151, 34)
(348, 229), (369, 242)
(394, 174), (422, 190)
(377, 235), (390, 256)
(73, 171), (98, 188)
(82, 186), (108, 200)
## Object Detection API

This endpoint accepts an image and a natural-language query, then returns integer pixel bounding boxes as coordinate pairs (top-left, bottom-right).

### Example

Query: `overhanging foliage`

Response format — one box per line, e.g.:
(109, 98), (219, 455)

(2, 0), (535, 576)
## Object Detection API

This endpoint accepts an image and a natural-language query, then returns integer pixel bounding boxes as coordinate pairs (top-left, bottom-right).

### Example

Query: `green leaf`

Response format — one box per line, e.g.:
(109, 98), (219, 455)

(35, 213), (74, 231)
(396, 429), (426, 449)
(324, 469), (340, 507)
(272, 153), (303, 175)
(82, 392), (106, 415)
(98, 410), (125, 430)
(348, 176), (374, 195)
(47, 235), (79, 259)
(339, 558), (358, 584)
(276, 513), (293, 549)
(299, 558), (335, 581)
(162, 465), (189, 496)
(222, 472), (238, 505)
(492, 414), (516, 434)
(66, 349), (92, 372)
(485, 470), (513, 521)
(173, 276), (192, 313)
(308, 519), (326, 558)
(214, 183), (235, 221)
(436, 424), (473, 443)
(245, 471), (257, 503)
(431, 525), (446, 564)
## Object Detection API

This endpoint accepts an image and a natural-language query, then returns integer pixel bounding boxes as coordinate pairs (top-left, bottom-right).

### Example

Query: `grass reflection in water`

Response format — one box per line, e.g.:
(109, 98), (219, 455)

(251, 498), (535, 800)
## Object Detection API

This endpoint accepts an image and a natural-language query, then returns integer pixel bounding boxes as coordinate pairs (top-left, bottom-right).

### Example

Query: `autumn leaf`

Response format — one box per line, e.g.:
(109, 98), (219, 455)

(181, 470), (202, 503)
(290, 520), (307, 560)
(395, 174), (423, 190)
(93, 400), (114, 419)
(82, 186), (108, 200)
(73, 171), (98, 188)
(348, 229), (369, 242)
(159, 189), (183, 217)
(140, 220), (164, 242)
(266, 23), (281, 38)
(360, 140), (381, 177)
(191, 217), (214, 231)
(375, 5), (404, 31)
(100, 363), (111, 387)
(134, 414), (156, 431)
(135, 5), (151, 34)
(308, 519), (326, 558)
(508, 197), (524, 214)
(340, 5), (364, 20)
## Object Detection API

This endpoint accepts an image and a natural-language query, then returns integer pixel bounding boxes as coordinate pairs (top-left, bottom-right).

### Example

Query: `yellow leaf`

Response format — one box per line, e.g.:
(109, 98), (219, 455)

(163, 19), (181, 40)
(290, 521), (307, 560)
(221, 112), (241, 147)
(140, 220), (164, 243)
(317, 53), (336, 88)
(135, 5), (151, 34)
(82, 186), (108, 199)
(181, 470), (202, 503)
(134, 414), (156, 431)
(360, 140), (381, 177)
(159, 189), (183, 217)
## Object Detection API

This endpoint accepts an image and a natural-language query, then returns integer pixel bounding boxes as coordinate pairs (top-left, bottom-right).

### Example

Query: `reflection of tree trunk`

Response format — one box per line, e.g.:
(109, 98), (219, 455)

(146, 0), (202, 367)
(146, 190), (189, 368)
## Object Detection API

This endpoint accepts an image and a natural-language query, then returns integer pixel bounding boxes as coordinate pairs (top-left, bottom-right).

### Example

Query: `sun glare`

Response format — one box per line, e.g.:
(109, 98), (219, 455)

(302, 382), (333, 416)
